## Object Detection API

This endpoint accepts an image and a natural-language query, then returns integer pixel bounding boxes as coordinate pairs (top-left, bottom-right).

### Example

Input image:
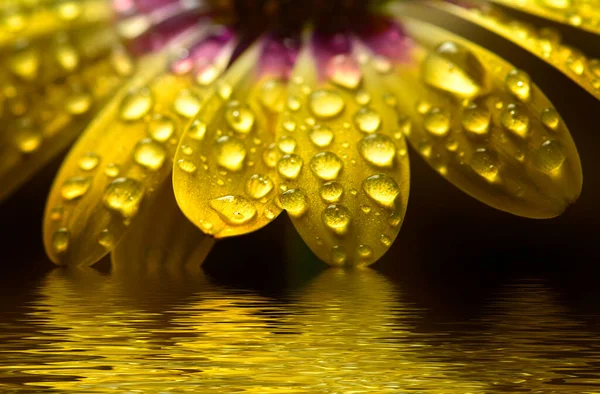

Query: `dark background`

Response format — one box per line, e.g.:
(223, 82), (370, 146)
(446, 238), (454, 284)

(2, 3), (600, 321)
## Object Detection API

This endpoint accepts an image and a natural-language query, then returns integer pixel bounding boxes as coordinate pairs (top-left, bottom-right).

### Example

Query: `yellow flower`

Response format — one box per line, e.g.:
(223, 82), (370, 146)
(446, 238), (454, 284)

(0, 0), (591, 267)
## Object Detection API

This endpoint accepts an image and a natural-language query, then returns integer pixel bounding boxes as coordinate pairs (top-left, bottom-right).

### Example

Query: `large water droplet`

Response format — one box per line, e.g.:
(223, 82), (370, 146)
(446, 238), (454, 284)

(148, 114), (175, 142)
(358, 133), (396, 167)
(309, 125), (334, 148)
(177, 159), (197, 174)
(331, 245), (347, 265)
(52, 228), (70, 254)
(424, 107), (451, 137)
(209, 195), (257, 225)
(15, 127), (42, 153)
(534, 140), (565, 173)
(310, 152), (343, 180)
(277, 136), (297, 154)
(277, 154), (303, 179)
(216, 136), (246, 171)
(259, 79), (286, 113)
(362, 174), (400, 208)
(471, 148), (500, 182)
(280, 189), (309, 217)
(246, 174), (274, 199)
(225, 101), (255, 134)
(462, 104), (490, 136)
(541, 108), (560, 131)
(322, 204), (352, 235)
(309, 89), (345, 119)
(79, 153), (100, 171)
(354, 108), (381, 133)
(505, 69), (531, 102)
(120, 88), (153, 121)
(134, 138), (167, 171)
(97, 229), (114, 248)
(61, 176), (92, 200)
(501, 103), (530, 138)
(188, 120), (207, 140)
(103, 177), (144, 218)
(422, 41), (485, 99)
(320, 181), (344, 203)
(174, 90), (202, 118)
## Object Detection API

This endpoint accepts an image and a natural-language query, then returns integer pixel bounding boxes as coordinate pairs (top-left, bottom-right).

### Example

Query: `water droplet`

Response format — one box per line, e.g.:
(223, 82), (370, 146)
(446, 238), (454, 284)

(246, 174), (274, 199)
(79, 153), (100, 171)
(354, 108), (381, 133)
(505, 69), (531, 101)
(541, 108), (560, 131)
(195, 63), (220, 86)
(277, 136), (297, 154)
(462, 104), (490, 136)
(362, 174), (400, 208)
(310, 152), (343, 180)
(209, 195), (257, 225)
(148, 114), (175, 142)
(309, 89), (345, 119)
(177, 159), (197, 173)
(61, 176), (92, 200)
(216, 136), (246, 171)
(280, 189), (309, 217)
(424, 107), (451, 137)
(355, 90), (372, 106)
(188, 120), (207, 140)
(331, 245), (347, 265)
(217, 81), (233, 100)
(65, 92), (92, 115)
(120, 88), (153, 121)
(225, 101), (255, 134)
(174, 90), (202, 118)
(259, 79), (286, 112)
(104, 163), (120, 178)
(358, 133), (396, 168)
(52, 228), (70, 254)
(471, 148), (500, 182)
(15, 127), (42, 153)
(534, 140), (565, 173)
(320, 181), (344, 203)
(379, 234), (392, 247)
(97, 229), (114, 248)
(277, 154), (303, 179)
(327, 54), (362, 90)
(422, 41), (485, 99)
(263, 144), (280, 168)
(501, 103), (530, 138)
(388, 211), (402, 227)
(287, 96), (301, 111)
(309, 125), (334, 148)
(134, 138), (166, 171)
(322, 204), (352, 235)
(103, 177), (144, 218)
(50, 206), (63, 221)
(357, 244), (373, 259)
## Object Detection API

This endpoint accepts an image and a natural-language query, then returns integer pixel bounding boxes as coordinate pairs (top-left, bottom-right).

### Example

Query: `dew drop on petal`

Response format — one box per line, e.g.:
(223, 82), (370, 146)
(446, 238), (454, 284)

(148, 114), (175, 142)
(216, 136), (246, 171)
(277, 154), (303, 179)
(97, 229), (114, 248)
(209, 195), (257, 225)
(309, 89), (345, 119)
(322, 204), (352, 235)
(103, 177), (144, 218)
(52, 228), (70, 254)
(505, 69), (531, 102)
(177, 159), (197, 174)
(120, 88), (153, 121)
(174, 90), (202, 118)
(331, 245), (347, 265)
(309, 125), (334, 148)
(534, 140), (565, 173)
(424, 107), (451, 137)
(225, 101), (255, 134)
(462, 104), (490, 136)
(362, 174), (400, 208)
(320, 181), (344, 203)
(134, 138), (167, 171)
(61, 176), (92, 200)
(246, 174), (274, 199)
(501, 103), (530, 138)
(310, 152), (343, 180)
(358, 133), (396, 168)
(280, 188), (309, 217)
(354, 107), (381, 133)
(471, 148), (500, 182)
(541, 108), (560, 131)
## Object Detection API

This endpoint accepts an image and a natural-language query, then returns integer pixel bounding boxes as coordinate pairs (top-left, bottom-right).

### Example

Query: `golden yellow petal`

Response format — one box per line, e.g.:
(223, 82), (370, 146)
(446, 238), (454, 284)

(0, 24), (133, 201)
(43, 47), (212, 266)
(173, 43), (284, 238)
(0, 0), (112, 48)
(111, 177), (214, 273)
(429, 1), (600, 101)
(489, 0), (600, 36)
(381, 17), (581, 219)
(272, 47), (410, 267)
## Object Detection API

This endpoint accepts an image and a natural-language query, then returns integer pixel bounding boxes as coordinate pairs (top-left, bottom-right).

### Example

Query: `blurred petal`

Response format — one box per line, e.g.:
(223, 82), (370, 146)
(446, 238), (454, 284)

(43, 27), (230, 266)
(431, 1), (600, 101)
(273, 37), (410, 267)
(0, 23), (133, 201)
(173, 40), (289, 238)
(489, 0), (600, 35)
(380, 17), (581, 219)
(0, 0), (112, 47)
(111, 176), (214, 273)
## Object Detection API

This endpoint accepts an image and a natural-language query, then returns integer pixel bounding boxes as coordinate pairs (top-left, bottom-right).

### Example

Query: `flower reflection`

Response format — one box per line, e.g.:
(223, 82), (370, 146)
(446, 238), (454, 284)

(0, 269), (598, 392)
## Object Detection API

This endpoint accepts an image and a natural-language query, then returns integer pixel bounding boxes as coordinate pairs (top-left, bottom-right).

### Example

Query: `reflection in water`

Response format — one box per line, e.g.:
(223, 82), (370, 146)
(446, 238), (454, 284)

(1, 268), (599, 392)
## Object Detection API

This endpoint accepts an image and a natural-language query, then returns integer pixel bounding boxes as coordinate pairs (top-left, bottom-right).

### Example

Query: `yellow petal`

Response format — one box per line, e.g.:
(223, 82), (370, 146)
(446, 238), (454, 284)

(111, 177), (214, 273)
(0, 0), (112, 48)
(43, 46), (214, 266)
(381, 17), (581, 218)
(489, 0), (600, 36)
(0, 24), (133, 201)
(173, 42), (284, 238)
(273, 47), (410, 267)
(428, 1), (600, 101)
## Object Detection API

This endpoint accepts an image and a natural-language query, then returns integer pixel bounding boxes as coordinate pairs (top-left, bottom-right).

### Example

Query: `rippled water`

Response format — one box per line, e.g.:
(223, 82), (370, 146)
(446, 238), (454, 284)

(1, 266), (599, 393)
